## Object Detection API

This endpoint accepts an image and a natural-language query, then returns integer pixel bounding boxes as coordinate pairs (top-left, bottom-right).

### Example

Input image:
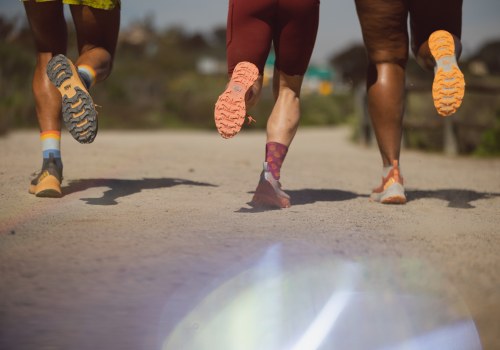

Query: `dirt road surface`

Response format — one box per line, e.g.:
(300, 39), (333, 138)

(1, 127), (499, 350)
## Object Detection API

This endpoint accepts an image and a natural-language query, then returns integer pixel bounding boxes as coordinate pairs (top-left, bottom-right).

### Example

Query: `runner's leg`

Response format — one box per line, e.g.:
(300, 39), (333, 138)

(23, 0), (67, 132)
(214, 0), (274, 138)
(267, 0), (319, 146)
(70, 4), (120, 84)
(410, 0), (463, 70)
(45, 3), (120, 143)
(24, 0), (66, 196)
(251, 0), (319, 208)
(410, 0), (464, 116)
(355, 0), (409, 167)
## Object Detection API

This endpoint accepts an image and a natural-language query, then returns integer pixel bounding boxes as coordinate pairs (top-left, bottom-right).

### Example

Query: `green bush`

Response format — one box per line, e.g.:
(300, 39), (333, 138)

(475, 111), (500, 156)
(301, 94), (354, 126)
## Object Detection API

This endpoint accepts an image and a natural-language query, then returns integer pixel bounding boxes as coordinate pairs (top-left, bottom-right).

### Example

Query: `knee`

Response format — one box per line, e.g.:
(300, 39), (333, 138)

(246, 77), (263, 108)
(367, 49), (408, 68)
(275, 86), (301, 107)
(366, 60), (407, 90)
(80, 44), (115, 79)
(35, 52), (53, 68)
(273, 73), (303, 99)
(103, 59), (114, 79)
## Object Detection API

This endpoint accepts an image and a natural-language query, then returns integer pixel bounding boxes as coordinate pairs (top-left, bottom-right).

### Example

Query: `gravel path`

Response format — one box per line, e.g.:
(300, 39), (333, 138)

(1, 127), (499, 350)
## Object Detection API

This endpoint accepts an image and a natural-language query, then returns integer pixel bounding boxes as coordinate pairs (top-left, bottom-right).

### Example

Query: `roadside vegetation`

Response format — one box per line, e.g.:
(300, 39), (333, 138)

(1, 15), (499, 155)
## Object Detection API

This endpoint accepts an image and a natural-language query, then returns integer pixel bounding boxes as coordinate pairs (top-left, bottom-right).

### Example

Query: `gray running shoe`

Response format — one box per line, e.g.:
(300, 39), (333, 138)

(370, 160), (406, 204)
(29, 154), (63, 198)
(251, 162), (291, 208)
(47, 54), (98, 143)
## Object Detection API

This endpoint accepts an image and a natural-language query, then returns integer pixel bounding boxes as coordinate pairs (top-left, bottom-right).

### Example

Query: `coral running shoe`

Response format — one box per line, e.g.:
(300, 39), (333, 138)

(251, 162), (291, 209)
(371, 160), (406, 204)
(29, 154), (63, 198)
(47, 54), (98, 143)
(214, 61), (259, 139)
(429, 30), (465, 117)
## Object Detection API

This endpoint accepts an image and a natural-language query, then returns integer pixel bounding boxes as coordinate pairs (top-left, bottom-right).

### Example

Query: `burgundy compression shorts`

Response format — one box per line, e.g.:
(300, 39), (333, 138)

(226, 0), (320, 76)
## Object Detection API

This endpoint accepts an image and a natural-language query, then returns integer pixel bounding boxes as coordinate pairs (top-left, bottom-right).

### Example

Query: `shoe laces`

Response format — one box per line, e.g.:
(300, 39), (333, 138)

(392, 166), (401, 184)
(30, 169), (42, 180)
(246, 114), (256, 125)
(31, 155), (63, 181)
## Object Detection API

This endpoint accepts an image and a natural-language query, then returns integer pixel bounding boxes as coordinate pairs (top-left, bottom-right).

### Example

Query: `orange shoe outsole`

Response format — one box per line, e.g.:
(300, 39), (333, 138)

(429, 30), (465, 117)
(214, 62), (259, 139)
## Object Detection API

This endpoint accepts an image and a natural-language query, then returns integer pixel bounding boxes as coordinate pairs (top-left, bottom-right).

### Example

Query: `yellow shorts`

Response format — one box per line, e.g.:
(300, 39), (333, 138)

(22, 0), (120, 10)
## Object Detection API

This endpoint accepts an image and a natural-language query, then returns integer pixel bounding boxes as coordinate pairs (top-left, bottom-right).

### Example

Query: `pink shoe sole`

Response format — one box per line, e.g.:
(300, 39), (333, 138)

(214, 62), (259, 139)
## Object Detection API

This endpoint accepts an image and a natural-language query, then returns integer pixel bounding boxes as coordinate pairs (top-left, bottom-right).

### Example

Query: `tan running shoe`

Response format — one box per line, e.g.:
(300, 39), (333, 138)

(214, 61), (259, 139)
(371, 160), (406, 204)
(47, 54), (98, 143)
(429, 30), (465, 117)
(251, 162), (291, 209)
(29, 154), (63, 198)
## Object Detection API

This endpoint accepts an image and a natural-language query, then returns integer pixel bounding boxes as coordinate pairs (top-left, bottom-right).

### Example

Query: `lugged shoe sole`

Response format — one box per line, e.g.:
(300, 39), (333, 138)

(214, 62), (259, 139)
(47, 54), (98, 143)
(429, 30), (465, 117)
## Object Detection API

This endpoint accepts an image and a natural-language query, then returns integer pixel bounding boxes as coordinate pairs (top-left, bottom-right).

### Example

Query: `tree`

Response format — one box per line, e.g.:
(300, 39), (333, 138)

(329, 44), (368, 87)
(471, 41), (500, 75)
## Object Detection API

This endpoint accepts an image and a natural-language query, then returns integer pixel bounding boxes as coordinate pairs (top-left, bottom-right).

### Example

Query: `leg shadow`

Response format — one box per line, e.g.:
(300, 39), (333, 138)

(407, 189), (500, 209)
(62, 178), (217, 205)
(237, 189), (368, 213)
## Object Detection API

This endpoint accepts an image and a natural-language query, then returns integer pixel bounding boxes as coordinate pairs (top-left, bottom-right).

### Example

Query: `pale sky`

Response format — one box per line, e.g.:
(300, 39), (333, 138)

(1, 0), (499, 64)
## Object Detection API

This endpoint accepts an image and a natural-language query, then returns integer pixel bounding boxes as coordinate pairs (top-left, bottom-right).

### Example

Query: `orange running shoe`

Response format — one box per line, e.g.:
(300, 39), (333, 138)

(370, 160), (406, 204)
(29, 154), (63, 198)
(251, 162), (291, 209)
(429, 30), (465, 117)
(214, 61), (259, 139)
(47, 54), (98, 144)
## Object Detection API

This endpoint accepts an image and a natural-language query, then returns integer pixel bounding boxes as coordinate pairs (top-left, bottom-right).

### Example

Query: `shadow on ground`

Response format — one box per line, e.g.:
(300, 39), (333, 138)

(237, 188), (368, 213)
(236, 187), (500, 212)
(63, 178), (217, 205)
(407, 189), (500, 209)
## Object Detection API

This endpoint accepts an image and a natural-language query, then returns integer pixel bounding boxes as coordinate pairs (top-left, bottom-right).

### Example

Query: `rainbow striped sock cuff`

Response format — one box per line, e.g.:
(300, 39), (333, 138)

(77, 65), (96, 90)
(41, 130), (61, 158)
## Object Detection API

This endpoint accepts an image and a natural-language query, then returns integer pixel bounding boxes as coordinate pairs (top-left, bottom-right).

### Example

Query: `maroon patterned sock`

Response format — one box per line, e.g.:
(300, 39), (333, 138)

(265, 142), (288, 180)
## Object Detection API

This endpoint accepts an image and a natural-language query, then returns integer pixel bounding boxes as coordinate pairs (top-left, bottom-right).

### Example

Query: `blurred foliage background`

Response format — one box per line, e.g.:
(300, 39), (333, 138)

(1, 15), (499, 155)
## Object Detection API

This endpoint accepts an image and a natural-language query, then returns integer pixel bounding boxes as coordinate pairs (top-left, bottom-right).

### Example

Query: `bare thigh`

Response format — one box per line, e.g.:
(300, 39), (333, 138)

(354, 0), (409, 64)
(23, 0), (68, 54)
(70, 4), (120, 58)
